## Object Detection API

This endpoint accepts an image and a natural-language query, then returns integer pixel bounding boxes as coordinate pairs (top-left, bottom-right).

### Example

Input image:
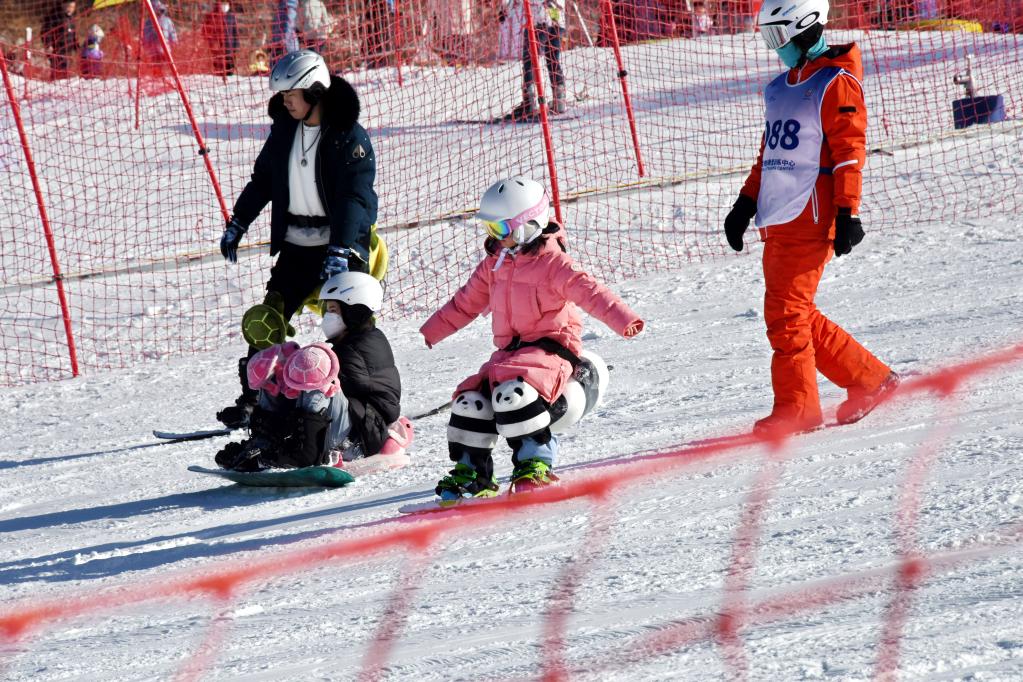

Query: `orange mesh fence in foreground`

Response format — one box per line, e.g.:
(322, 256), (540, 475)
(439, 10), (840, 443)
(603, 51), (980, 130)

(1, 341), (1021, 680)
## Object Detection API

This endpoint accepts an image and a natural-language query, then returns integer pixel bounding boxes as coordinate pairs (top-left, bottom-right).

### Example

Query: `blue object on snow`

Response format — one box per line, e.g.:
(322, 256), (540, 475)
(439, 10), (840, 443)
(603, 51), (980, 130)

(952, 95), (1006, 130)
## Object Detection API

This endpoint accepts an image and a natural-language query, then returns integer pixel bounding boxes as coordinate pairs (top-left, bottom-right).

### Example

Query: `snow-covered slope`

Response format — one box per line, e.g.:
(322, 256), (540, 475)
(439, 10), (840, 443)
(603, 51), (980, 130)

(1, 206), (1021, 679)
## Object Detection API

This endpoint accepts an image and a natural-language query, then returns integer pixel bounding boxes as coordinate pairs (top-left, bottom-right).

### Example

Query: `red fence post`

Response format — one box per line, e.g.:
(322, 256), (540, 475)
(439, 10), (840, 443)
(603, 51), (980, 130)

(134, 5), (144, 130)
(0, 47), (80, 378)
(599, 0), (645, 178)
(521, 2), (564, 223)
(22, 28), (32, 101)
(140, 0), (230, 222)
(394, 0), (404, 87)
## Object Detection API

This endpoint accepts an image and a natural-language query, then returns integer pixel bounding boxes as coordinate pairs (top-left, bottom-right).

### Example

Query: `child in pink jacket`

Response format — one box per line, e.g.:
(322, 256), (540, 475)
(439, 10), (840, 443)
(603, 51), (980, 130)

(420, 177), (644, 504)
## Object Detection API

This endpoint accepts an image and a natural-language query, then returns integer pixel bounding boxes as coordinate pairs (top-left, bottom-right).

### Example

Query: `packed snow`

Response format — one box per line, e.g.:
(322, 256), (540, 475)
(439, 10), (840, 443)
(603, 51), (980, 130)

(2, 208), (1021, 679)
(2, 29), (1022, 682)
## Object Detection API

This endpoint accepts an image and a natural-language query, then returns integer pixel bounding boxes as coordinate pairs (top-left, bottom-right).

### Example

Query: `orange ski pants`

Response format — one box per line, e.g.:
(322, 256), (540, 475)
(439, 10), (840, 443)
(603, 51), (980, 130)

(762, 236), (891, 422)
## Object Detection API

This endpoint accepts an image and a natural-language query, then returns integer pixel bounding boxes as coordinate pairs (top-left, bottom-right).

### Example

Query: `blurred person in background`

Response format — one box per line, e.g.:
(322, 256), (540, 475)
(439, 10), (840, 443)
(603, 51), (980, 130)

(692, 0), (714, 35)
(362, 0), (393, 68)
(299, 0), (334, 55)
(4, 40), (27, 76)
(41, 0), (77, 80)
(202, 2), (241, 76)
(634, 0), (666, 38)
(501, 0), (568, 119)
(249, 48), (271, 74)
(143, 0), (178, 62)
(430, 0), (474, 64)
(497, 0), (524, 61)
(272, 0), (300, 60)
(80, 24), (104, 78)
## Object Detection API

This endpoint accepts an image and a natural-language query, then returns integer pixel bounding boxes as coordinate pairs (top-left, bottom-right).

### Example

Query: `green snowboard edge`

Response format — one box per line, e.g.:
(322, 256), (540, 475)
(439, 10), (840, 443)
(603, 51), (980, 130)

(188, 465), (355, 488)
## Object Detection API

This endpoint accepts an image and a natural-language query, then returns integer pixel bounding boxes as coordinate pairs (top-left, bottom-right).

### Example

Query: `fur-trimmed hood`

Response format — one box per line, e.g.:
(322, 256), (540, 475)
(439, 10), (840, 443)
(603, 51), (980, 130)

(267, 74), (361, 132)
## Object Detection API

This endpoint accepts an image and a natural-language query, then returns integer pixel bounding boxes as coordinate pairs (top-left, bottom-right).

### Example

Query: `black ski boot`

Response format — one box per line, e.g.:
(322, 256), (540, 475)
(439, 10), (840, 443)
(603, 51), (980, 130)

(257, 409), (329, 469)
(214, 406), (289, 471)
(501, 84), (538, 122)
(214, 440), (270, 472)
(216, 357), (258, 429)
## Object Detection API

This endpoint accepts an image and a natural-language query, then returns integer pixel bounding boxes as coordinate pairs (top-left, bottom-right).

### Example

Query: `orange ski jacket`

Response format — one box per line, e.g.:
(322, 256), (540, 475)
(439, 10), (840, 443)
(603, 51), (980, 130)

(740, 43), (868, 240)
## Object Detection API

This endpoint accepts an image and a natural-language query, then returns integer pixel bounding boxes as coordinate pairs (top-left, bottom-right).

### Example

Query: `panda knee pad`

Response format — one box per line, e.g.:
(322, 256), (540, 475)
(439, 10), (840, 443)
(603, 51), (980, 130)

(447, 391), (498, 451)
(492, 376), (551, 439)
(550, 350), (610, 433)
(549, 381), (585, 433)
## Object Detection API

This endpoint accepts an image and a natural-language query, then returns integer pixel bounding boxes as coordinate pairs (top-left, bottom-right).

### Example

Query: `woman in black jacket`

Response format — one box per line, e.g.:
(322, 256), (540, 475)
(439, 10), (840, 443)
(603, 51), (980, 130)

(41, 0), (77, 80)
(217, 49), (379, 429)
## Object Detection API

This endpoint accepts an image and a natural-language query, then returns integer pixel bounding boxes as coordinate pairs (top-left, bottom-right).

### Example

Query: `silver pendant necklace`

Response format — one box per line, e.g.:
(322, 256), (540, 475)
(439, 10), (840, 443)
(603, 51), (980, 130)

(300, 124), (321, 167)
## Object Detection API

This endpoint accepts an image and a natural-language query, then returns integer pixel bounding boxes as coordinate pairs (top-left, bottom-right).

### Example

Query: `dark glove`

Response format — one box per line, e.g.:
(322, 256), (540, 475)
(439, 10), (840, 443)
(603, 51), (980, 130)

(220, 218), (246, 263)
(833, 208), (864, 257)
(498, 8), (507, 22)
(320, 245), (353, 280)
(723, 194), (757, 252)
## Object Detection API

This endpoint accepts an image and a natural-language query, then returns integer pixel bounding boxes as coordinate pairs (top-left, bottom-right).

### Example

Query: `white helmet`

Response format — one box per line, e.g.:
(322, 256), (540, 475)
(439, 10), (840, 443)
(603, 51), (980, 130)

(757, 0), (829, 50)
(477, 177), (551, 246)
(269, 49), (331, 92)
(319, 271), (383, 313)
(88, 24), (104, 42)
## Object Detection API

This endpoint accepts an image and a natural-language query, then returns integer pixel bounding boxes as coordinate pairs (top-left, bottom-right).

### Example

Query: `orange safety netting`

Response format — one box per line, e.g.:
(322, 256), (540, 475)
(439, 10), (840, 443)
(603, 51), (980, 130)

(0, 0), (1020, 384)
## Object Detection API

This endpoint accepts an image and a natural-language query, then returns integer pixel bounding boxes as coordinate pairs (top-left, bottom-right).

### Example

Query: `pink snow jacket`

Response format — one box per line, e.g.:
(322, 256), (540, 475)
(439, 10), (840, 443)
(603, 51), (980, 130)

(420, 223), (643, 403)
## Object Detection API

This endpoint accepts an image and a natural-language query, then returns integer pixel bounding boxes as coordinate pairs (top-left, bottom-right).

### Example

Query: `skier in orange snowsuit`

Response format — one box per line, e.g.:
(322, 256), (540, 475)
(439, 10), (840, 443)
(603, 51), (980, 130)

(723, 0), (899, 434)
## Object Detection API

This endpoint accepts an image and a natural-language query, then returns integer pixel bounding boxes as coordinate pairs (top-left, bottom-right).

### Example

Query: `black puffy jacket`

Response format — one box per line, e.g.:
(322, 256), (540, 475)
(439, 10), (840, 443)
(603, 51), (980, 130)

(232, 75), (378, 262)
(329, 322), (401, 455)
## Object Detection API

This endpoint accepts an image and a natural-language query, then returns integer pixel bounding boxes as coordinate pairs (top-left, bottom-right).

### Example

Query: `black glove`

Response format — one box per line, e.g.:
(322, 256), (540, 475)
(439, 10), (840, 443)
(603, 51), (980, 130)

(220, 218), (247, 263)
(833, 208), (864, 257)
(723, 194), (757, 252)
(320, 245), (353, 280)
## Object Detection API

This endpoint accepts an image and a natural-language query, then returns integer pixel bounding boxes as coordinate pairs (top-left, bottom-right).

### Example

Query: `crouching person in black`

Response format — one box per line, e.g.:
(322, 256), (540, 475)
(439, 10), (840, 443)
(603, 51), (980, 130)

(216, 272), (405, 472)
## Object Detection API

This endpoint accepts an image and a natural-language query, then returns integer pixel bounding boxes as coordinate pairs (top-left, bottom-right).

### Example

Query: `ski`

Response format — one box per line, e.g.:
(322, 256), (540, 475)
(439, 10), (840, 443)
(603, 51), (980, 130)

(188, 465), (355, 488)
(154, 428), (233, 441)
(408, 400), (452, 420)
(449, 112), (581, 126)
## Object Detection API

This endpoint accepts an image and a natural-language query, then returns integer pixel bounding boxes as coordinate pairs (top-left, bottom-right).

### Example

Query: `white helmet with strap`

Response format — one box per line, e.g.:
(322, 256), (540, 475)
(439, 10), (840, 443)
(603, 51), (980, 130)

(269, 49), (331, 92)
(757, 0), (829, 50)
(477, 177), (551, 246)
(319, 271), (383, 313)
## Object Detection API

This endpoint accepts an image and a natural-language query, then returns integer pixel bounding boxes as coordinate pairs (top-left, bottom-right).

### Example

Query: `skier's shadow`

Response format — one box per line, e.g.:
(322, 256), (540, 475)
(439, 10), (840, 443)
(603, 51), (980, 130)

(0, 488), (428, 585)
(0, 487), (290, 535)
(0, 441), (174, 470)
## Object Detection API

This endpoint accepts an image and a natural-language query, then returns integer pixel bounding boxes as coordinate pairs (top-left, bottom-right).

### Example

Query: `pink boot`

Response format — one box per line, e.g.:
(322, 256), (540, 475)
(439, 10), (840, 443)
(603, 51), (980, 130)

(379, 416), (414, 457)
(338, 417), (414, 477)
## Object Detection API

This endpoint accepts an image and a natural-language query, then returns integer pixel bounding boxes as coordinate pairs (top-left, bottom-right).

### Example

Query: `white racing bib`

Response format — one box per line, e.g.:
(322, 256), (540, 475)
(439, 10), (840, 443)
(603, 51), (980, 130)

(755, 66), (847, 229)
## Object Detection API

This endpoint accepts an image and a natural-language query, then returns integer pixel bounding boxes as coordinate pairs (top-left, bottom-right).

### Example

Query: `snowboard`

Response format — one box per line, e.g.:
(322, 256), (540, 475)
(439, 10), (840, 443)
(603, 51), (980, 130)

(397, 494), (504, 515)
(188, 465), (355, 488)
(398, 479), (557, 515)
(338, 452), (412, 477)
